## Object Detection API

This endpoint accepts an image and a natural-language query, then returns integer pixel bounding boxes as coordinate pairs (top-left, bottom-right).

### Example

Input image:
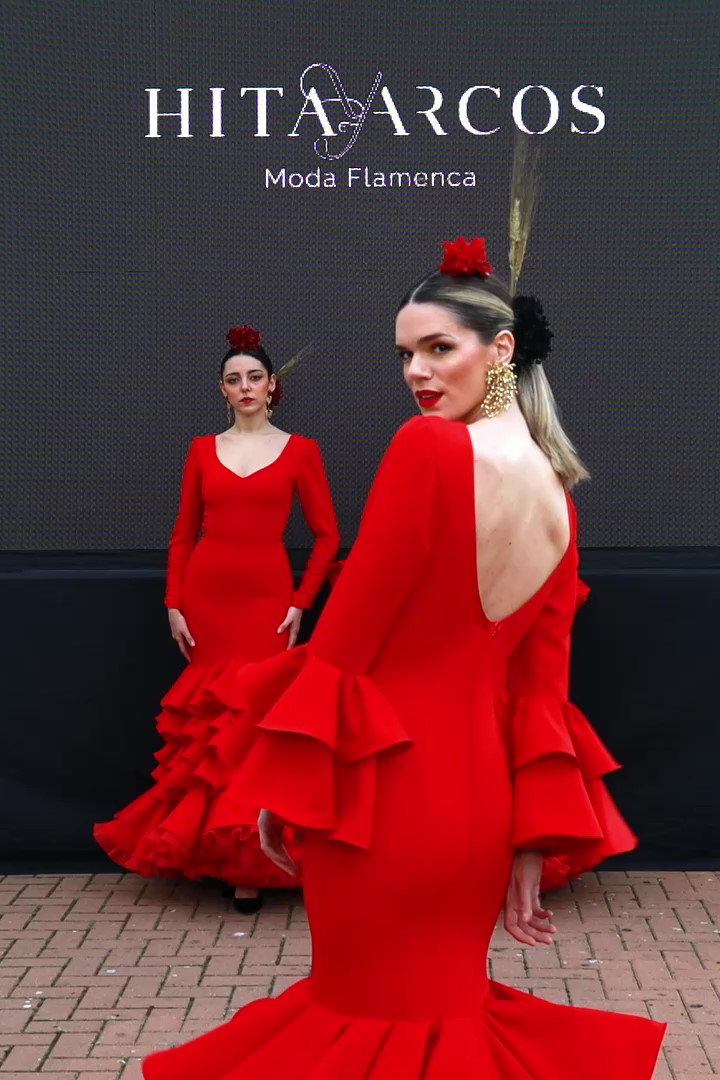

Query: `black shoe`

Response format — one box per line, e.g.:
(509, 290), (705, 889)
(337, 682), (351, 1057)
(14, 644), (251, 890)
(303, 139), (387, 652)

(232, 893), (263, 915)
(219, 882), (263, 914)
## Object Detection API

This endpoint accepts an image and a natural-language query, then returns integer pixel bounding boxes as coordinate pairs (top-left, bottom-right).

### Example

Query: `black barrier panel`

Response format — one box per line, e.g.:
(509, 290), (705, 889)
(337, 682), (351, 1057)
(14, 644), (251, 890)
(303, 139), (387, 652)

(0, 551), (718, 868)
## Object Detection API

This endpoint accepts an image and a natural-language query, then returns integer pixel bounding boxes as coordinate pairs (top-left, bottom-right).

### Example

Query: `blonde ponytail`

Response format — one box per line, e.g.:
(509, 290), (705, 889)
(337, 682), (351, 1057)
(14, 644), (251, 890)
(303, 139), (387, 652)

(517, 366), (589, 488)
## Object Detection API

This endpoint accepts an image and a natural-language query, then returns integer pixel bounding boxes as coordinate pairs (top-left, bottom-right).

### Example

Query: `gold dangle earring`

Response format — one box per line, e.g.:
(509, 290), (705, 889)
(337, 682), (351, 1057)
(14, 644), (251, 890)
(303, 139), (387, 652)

(481, 361), (517, 419)
(225, 398), (234, 426)
(265, 396), (274, 420)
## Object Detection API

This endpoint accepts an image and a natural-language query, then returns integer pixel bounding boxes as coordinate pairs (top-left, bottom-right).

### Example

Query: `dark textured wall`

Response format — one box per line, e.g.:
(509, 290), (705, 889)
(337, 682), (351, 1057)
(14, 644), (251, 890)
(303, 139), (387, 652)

(2, 0), (718, 549)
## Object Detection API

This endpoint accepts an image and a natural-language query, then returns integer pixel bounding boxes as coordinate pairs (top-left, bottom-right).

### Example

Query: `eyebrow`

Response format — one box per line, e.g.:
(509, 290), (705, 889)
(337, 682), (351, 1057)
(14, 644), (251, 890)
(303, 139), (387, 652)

(395, 332), (457, 349)
(224, 367), (264, 375)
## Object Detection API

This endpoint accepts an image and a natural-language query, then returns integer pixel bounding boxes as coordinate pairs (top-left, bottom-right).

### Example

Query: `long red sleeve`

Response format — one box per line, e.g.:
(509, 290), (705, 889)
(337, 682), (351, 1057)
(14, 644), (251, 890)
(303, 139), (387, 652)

(309, 418), (437, 673)
(165, 440), (203, 609)
(504, 532), (636, 868)
(291, 439), (340, 609)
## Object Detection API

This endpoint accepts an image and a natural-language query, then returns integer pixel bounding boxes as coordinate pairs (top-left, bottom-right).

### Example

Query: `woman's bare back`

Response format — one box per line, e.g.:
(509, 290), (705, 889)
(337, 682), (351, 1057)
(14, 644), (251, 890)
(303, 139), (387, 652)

(468, 409), (571, 623)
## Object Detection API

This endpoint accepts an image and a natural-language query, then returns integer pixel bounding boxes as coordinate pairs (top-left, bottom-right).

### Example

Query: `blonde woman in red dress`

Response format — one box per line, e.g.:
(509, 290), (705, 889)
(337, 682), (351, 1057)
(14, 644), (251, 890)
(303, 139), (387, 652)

(141, 245), (664, 1078)
(95, 325), (339, 912)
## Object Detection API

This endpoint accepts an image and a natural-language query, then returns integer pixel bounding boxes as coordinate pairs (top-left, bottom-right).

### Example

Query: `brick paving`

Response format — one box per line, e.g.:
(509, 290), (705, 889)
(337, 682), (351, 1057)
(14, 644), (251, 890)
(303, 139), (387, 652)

(0, 871), (718, 1078)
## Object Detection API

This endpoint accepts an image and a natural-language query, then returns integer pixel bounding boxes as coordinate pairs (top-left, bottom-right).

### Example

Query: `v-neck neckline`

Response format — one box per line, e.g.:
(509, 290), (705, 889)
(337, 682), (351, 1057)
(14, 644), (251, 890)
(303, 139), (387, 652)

(213, 433), (295, 480)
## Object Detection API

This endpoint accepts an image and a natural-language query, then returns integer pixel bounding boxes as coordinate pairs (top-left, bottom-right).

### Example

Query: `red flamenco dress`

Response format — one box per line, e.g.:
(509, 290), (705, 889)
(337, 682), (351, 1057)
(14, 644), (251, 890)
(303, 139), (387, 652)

(94, 433), (339, 887)
(144, 417), (665, 1079)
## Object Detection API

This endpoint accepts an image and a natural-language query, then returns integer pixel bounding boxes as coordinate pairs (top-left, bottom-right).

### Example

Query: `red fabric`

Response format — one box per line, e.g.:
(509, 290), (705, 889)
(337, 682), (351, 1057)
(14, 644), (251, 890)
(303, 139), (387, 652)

(94, 433), (338, 887)
(143, 417), (663, 1078)
(144, 978), (664, 1080)
(164, 434), (339, 611)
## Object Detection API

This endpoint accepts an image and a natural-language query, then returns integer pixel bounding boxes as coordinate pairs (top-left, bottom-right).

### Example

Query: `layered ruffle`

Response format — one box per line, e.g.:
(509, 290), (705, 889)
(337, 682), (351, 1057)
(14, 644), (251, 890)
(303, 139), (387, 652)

(96, 643), (411, 881)
(496, 694), (637, 892)
(93, 657), (301, 888)
(201, 646), (413, 851)
(142, 976), (665, 1080)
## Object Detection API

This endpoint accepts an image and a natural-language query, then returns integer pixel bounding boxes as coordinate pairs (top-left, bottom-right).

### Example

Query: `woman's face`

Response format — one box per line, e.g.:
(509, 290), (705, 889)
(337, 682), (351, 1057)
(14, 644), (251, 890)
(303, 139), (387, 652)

(221, 354), (275, 418)
(395, 302), (513, 423)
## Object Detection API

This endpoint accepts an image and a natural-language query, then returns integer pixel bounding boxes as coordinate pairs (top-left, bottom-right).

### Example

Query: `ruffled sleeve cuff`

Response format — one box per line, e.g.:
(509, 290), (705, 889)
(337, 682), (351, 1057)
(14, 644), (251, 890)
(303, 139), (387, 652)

(201, 646), (412, 849)
(500, 694), (637, 869)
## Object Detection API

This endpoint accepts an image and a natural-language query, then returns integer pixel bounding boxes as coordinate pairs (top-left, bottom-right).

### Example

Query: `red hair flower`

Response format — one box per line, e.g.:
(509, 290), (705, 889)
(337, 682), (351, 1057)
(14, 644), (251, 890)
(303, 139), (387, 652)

(439, 236), (493, 277)
(227, 324), (261, 351)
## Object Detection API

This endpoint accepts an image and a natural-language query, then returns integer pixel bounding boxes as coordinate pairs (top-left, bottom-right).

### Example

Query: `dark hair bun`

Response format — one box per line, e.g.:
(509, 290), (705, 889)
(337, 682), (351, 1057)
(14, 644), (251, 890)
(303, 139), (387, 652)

(512, 295), (553, 368)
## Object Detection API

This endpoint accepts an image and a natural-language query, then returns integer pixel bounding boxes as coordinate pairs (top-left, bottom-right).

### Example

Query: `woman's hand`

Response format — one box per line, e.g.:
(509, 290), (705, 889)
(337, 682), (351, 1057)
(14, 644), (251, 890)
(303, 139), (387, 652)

(168, 608), (195, 662)
(258, 809), (298, 877)
(504, 850), (556, 946)
(277, 605), (303, 649)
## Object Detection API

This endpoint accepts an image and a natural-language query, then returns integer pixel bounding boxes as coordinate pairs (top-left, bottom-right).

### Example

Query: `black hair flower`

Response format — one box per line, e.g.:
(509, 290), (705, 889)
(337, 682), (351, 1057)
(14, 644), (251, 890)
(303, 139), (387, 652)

(512, 295), (553, 368)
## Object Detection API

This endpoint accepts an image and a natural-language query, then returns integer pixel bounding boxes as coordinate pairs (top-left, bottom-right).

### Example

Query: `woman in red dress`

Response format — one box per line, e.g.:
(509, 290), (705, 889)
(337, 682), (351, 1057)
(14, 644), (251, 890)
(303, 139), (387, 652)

(94, 325), (339, 912)
(143, 246), (665, 1078)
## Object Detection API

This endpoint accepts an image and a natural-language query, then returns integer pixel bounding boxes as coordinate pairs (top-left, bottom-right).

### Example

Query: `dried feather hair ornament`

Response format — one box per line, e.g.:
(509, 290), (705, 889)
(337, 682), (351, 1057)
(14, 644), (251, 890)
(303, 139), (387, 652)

(436, 137), (552, 371)
(507, 135), (553, 368)
(271, 344), (314, 408)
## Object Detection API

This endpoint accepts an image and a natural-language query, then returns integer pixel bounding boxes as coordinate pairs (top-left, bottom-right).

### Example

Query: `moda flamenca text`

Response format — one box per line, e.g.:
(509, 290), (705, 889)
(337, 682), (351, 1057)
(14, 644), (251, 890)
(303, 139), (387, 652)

(265, 167), (479, 189)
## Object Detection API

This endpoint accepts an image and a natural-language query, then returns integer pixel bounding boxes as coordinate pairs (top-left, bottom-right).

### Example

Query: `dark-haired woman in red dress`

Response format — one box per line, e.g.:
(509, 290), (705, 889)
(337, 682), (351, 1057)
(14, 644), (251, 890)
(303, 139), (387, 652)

(95, 326), (339, 912)
(143, 247), (665, 1077)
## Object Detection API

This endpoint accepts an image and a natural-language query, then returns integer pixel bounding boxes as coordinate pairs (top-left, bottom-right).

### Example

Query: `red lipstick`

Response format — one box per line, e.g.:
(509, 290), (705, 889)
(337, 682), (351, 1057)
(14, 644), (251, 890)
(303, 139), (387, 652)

(415, 390), (443, 408)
